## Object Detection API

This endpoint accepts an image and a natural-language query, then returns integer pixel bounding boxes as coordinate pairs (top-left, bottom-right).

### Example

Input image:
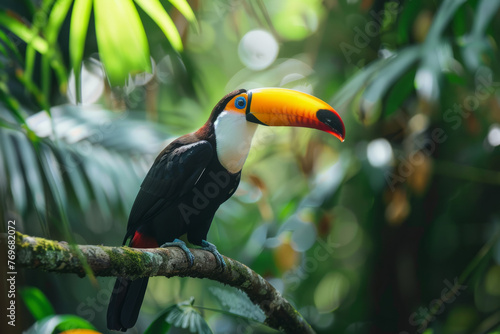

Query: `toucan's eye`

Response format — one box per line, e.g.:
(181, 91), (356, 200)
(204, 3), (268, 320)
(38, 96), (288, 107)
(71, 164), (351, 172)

(235, 96), (246, 109)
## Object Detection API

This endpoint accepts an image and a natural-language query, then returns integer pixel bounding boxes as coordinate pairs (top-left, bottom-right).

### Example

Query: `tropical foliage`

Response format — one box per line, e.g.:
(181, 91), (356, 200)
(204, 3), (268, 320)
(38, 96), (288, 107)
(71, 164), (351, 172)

(2, 0), (500, 333)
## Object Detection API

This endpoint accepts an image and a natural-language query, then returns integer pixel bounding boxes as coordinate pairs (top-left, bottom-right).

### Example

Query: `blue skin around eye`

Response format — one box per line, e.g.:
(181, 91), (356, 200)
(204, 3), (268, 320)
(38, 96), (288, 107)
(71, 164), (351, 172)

(235, 97), (246, 109)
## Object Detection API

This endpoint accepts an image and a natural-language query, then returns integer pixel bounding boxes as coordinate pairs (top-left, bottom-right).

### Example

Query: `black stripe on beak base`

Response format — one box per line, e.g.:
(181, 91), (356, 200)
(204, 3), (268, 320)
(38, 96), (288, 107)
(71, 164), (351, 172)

(245, 91), (267, 125)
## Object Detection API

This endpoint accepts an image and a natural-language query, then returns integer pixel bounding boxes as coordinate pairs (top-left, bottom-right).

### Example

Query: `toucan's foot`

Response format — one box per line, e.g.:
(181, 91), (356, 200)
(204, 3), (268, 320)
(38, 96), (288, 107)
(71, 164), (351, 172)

(160, 239), (194, 267)
(201, 240), (226, 269)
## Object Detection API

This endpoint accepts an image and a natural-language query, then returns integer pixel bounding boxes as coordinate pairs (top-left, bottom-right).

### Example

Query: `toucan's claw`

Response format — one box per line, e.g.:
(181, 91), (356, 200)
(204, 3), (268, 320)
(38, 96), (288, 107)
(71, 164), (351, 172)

(160, 238), (195, 267)
(201, 240), (226, 270)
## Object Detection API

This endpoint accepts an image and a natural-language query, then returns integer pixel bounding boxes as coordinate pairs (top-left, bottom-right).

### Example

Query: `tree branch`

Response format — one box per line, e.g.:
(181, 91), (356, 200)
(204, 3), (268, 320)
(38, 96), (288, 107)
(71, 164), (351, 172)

(14, 232), (314, 334)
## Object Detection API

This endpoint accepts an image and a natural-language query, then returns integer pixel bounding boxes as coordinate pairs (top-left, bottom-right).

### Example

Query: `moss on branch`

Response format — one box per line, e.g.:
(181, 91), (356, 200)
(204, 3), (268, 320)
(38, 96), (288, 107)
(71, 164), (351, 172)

(12, 232), (314, 334)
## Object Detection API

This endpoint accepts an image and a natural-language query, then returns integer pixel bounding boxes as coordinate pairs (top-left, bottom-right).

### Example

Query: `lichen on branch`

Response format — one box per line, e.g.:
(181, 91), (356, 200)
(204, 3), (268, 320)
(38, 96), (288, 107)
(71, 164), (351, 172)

(11, 232), (314, 334)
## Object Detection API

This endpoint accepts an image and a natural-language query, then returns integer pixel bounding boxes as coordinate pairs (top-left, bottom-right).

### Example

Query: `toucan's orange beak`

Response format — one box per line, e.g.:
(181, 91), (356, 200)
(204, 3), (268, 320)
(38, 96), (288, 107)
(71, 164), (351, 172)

(245, 88), (345, 142)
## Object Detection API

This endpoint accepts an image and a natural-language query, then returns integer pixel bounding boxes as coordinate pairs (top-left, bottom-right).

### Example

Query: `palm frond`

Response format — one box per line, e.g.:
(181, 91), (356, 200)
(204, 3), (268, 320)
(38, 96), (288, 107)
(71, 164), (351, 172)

(0, 104), (173, 231)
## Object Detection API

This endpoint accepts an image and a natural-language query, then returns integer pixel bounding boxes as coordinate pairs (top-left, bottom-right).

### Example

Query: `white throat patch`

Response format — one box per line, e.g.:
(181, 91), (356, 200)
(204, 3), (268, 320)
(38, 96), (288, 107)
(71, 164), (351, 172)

(214, 111), (258, 173)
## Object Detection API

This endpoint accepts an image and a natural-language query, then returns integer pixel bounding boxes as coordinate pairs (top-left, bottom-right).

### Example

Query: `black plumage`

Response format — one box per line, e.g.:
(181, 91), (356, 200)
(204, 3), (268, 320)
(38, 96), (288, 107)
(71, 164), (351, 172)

(106, 87), (346, 331)
(107, 90), (245, 331)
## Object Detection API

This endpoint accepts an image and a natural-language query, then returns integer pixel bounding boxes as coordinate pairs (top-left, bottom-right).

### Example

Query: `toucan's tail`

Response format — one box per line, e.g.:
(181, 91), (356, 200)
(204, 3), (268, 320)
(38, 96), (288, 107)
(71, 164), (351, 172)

(107, 276), (149, 331)
(107, 230), (157, 331)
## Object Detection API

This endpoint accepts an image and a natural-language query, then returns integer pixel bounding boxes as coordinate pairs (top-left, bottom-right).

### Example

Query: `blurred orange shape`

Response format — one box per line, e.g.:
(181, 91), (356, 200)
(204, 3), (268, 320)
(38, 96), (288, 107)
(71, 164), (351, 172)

(413, 10), (433, 43)
(408, 151), (432, 195)
(273, 239), (299, 272)
(385, 188), (410, 225)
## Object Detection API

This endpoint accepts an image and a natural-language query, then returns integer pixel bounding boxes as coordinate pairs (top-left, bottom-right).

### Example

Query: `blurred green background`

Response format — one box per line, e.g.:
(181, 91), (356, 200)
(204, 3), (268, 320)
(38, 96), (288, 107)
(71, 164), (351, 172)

(1, 0), (500, 333)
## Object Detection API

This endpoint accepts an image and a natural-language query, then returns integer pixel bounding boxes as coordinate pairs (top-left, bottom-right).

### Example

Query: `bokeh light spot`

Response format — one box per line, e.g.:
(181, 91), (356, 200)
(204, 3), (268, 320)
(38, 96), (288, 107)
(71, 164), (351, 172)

(487, 124), (500, 147)
(415, 68), (438, 101)
(314, 271), (350, 313)
(367, 138), (393, 167)
(485, 265), (500, 296)
(238, 30), (279, 71)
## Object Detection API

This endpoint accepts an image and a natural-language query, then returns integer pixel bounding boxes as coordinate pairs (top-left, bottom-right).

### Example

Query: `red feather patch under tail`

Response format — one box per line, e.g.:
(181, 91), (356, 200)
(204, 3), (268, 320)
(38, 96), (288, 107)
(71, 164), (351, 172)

(130, 231), (158, 248)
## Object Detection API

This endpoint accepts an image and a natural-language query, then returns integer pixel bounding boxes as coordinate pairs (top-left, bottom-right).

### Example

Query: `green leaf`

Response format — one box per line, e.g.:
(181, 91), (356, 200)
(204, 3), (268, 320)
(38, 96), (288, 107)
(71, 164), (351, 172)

(471, 0), (500, 37)
(452, 2), (468, 37)
(396, 0), (421, 45)
(93, 0), (151, 86)
(38, 142), (69, 228)
(24, 44), (36, 84)
(384, 68), (416, 117)
(52, 315), (96, 332)
(146, 299), (213, 334)
(14, 56), (51, 112)
(41, 53), (51, 102)
(69, 0), (93, 103)
(0, 11), (49, 54)
(20, 287), (55, 321)
(0, 41), (6, 56)
(424, 0), (467, 46)
(45, 0), (73, 44)
(460, 0), (500, 71)
(167, 301), (213, 334)
(0, 130), (28, 214)
(42, 0), (72, 96)
(24, 0), (54, 85)
(83, 157), (112, 219)
(0, 85), (26, 125)
(38, 142), (96, 282)
(90, 149), (120, 208)
(168, 0), (197, 23)
(0, 131), (7, 197)
(362, 46), (421, 107)
(209, 286), (266, 323)
(134, 0), (183, 52)
(3, 104), (170, 231)
(24, 314), (95, 334)
(416, 41), (453, 101)
(108, 153), (140, 210)
(330, 57), (389, 109)
(16, 134), (47, 218)
(21, 104), (168, 220)
(55, 148), (91, 211)
(0, 29), (22, 61)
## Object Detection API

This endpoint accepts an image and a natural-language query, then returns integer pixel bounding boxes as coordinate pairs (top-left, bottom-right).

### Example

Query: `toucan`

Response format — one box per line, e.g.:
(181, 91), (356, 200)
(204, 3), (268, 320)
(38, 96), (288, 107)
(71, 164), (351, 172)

(107, 88), (345, 331)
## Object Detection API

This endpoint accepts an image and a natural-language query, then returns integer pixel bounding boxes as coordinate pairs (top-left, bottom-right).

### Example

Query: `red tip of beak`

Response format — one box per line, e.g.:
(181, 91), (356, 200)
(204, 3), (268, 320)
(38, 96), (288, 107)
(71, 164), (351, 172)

(316, 109), (345, 142)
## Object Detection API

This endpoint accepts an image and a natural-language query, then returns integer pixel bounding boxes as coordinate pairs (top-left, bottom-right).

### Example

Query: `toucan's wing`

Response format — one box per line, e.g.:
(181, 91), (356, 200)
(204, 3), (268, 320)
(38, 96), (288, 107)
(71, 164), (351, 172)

(124, 140), (213, 242)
